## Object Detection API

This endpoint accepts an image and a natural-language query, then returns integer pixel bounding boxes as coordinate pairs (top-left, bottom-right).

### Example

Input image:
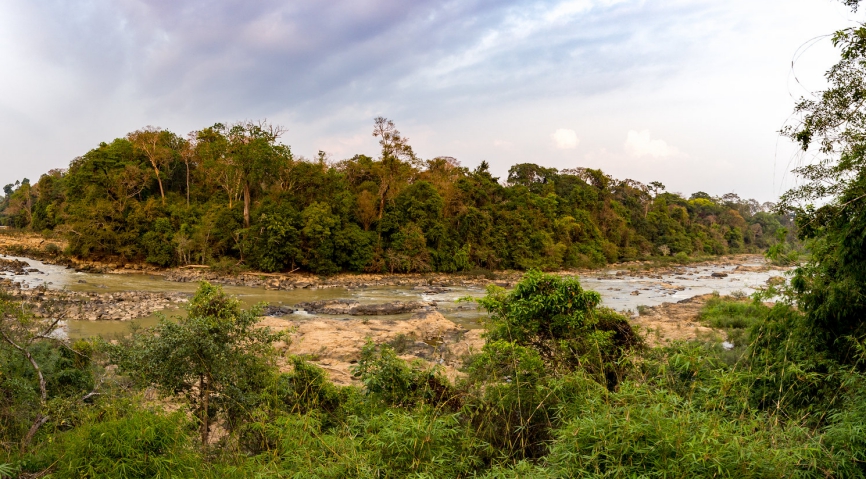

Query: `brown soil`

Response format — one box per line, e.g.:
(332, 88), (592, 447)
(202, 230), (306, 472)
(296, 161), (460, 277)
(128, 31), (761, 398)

(0, 231), (66, 256)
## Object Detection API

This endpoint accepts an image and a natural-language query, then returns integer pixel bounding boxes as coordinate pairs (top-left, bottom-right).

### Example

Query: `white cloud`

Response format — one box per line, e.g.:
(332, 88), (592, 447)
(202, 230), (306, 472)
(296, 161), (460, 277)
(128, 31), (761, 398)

(624, 130), (681, 158)
(545, 0), (630, 24)
(552, 128), (579, 149)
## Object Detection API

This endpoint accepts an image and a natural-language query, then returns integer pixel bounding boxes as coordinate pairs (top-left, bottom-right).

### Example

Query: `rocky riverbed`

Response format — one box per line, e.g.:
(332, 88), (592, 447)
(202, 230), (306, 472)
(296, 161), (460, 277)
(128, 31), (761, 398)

(1, 248), (787, 385)
(0, 278), (189, 321)
(2, 232), (793, 381)
(262, 294), (733, 385)
(263, 311), (485, 385)
(629, 294), (721, 346)
(293, 299), (438, 315)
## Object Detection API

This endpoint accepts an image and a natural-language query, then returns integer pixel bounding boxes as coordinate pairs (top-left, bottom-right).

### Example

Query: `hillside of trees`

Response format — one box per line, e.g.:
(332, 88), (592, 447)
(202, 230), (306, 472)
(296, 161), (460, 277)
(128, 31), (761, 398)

(0, 118), (792, 273)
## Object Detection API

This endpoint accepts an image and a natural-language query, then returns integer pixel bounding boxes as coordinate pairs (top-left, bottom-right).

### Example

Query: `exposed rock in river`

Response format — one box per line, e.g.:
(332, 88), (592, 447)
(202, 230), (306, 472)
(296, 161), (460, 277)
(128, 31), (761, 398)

(261, 305), (295, 316)
(0, 278), (188, 321)
(294, 299), (437, 315)
(0, 257), (30, 275)
(629, 294), (721, 346)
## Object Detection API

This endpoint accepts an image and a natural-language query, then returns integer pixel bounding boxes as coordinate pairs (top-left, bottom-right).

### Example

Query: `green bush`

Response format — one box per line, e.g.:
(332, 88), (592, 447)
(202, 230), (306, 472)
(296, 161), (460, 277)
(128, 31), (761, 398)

(352, 342), (459, 411)
(50, 409), (200, 478)
(476, 270), (642, 388)
(547, 382), (816, 478)
(353, 408), (480, 478)
(700, 297), (766, 330)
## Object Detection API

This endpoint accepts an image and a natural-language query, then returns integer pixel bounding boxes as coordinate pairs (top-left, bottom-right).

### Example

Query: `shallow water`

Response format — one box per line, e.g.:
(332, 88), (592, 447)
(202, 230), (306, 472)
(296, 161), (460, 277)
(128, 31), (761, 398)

(1, 255), (787, 339)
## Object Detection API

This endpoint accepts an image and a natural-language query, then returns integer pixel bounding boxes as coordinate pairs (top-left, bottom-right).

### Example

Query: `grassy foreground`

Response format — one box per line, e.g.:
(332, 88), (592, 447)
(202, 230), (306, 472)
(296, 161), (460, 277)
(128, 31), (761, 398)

(1, 272), (864, 478)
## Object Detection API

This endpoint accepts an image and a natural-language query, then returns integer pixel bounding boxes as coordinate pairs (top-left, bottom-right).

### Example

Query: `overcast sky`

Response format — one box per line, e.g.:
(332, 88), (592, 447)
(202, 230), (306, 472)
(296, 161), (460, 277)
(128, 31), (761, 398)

(0, 0), (861, 201)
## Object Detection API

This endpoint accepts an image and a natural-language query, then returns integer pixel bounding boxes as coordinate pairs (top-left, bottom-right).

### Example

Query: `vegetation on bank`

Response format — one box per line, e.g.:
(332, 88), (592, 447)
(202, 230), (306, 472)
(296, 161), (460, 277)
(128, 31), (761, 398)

(0, 117), (794, 274)
(2, 271), (865, 478)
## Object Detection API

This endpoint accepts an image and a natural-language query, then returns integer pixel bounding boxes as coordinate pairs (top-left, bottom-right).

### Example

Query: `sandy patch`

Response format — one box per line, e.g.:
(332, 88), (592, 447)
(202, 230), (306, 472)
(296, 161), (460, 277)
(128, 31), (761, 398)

(629, 294), (722, 346)
(262, 311), (485, 385)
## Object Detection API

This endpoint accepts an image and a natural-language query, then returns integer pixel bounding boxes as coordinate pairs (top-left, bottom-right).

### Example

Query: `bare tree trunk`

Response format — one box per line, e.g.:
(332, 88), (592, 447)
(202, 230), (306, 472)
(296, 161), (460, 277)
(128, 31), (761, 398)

(152, 165), (165, 203)
(1, 331), (48, 452)
(377, 182), (389, 220)
(243, 182), (251, 228)
(0, 333), (47, 402)
(21, 414), (49, 452)
(199, 376), (210, 445)
(185, 159), (190, 208)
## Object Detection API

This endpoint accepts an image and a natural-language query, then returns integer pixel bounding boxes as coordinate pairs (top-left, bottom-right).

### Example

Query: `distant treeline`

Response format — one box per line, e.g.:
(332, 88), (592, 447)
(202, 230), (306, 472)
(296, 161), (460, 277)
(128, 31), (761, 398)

(0, 118), (793, 273)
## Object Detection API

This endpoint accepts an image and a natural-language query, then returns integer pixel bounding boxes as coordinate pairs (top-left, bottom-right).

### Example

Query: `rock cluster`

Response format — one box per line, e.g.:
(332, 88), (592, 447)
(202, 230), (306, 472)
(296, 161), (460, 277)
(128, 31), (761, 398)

(294, 299), (437, 316)
(261, 305), (294, 316)
(629, 294), (721, 346)
(0, 257), (30, 275)
(0, 279), (189, 321)
(162, 268), (504, 291)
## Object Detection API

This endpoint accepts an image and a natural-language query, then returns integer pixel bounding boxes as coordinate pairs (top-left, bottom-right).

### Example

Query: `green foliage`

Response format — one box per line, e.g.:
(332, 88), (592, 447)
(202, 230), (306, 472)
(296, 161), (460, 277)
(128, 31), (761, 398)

(700, 296), (765, 330)
(477, 270), (642, 388)
(50, 408), (200, 478)
(141, 217), (175, 266)
(0, 463), (15, 479)
(546, 382), (816, 478)
(767, 227), (800, 266)
(0, 119), (789, 272)
(249, 205), (301, 272)
(352, 342), (459, 410)
(1, 267), (865, 476)
(822, 380), (866, 477)
(465, 341), (554, 459)
(106, 282), (283, 444)
(780, 17), (866, 369)
(235, 413), (368, 477)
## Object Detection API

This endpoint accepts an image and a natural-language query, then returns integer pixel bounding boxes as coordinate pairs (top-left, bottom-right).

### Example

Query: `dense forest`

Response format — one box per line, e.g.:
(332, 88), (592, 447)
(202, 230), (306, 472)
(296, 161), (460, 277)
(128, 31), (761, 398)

(0, 117), (793, 273)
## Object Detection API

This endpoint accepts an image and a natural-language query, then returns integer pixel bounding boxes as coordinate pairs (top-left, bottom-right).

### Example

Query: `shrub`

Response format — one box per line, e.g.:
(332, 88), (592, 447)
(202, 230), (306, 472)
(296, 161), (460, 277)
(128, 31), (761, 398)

(547, 382), (816, 478)
(476, 270), (642, 388)
(352, 342), (460, 411)
(50, 409), (200, 479)
(700, 297), (765, 330)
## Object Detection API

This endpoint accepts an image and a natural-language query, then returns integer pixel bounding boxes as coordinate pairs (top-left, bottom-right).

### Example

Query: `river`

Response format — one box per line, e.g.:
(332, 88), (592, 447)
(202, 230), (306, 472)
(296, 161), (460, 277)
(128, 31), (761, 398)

(0, 255), (788, 339)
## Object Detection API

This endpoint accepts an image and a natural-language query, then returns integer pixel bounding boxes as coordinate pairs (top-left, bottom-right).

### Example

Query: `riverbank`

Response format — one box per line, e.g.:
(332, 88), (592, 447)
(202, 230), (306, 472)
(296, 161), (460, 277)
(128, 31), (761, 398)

(0, 231), (782, 292)
(1, 247), (772, 385)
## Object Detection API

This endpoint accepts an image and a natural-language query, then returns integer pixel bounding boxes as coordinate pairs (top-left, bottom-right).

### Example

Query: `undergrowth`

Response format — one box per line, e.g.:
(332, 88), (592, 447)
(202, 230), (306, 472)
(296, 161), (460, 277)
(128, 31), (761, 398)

(1, 276), (864, 478)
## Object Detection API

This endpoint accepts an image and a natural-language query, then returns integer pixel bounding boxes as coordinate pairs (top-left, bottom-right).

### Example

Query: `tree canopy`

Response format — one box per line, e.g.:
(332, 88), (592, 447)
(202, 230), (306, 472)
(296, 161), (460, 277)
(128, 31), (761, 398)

(0, 118), (792, 274)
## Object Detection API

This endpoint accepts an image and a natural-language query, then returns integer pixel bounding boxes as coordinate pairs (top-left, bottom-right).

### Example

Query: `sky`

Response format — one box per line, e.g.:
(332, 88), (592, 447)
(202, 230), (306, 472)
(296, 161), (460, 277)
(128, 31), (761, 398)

(0, 0), (861, 202)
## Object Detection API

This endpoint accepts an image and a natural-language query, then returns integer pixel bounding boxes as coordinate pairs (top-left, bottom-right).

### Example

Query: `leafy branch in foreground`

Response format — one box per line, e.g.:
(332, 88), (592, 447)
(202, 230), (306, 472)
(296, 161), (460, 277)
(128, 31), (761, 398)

(780, 13), (866, 367)
(107, 281), (285, 445)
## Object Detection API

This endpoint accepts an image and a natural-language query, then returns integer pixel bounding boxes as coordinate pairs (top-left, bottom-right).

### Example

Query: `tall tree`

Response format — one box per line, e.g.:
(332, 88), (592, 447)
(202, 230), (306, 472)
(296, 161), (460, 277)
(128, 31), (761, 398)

(226, 121), (291, 228)
(195, 124), (238, 208)
(128, 127), (176, 203)
(109, 282), (282, 445)
(180, 134), (196, 207)
(372, 117), (418, 220)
